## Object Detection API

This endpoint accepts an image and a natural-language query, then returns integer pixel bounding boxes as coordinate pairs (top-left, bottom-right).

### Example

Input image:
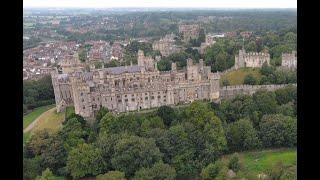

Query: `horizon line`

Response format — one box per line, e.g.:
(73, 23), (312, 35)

(23, 7), (297, 9)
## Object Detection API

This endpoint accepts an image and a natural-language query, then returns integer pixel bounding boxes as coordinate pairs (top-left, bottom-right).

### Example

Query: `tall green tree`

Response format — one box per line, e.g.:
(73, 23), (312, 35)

(259, 114), (297, 147)
(67, 143), (105, 179)
(133, 162), (176, 180)
(111, 135), (163, 177)
(226, 118), (261, 151)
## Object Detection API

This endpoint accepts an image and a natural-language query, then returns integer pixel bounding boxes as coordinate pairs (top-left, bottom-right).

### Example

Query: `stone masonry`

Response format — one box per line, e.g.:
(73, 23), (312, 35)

(281, 51), (297, 70)
(234, 49), (270, 69)
(52, 53), (220, 118)
(219, 84), (296, 99)
(179, 24), (200, 42)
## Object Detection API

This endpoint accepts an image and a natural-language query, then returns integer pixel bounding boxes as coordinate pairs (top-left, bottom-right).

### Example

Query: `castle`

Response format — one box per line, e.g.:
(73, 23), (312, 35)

(234, 49), (270, 69)
(178, 24), (201, 42)
(51, 51), (220, 120)
(281, 51), (297, 70)
(152, 34), (181, 57)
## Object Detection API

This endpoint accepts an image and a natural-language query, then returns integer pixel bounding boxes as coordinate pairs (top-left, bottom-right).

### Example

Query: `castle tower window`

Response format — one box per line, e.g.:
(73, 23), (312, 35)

(125, 99), (128, 102)
(145, 97), (148, 100)
(83, 106), (85, 109)
(151, 96), (154, 100)
(132, 98), (135, 101)
(82, 99), (84, 102)
(80, 92), (83, 96)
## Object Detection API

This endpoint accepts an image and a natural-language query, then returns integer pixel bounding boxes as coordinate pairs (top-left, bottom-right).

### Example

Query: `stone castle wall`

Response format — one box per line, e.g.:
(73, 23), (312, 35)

(235, 49), (270, 69)
(282, 51), (297, 70)
(52, 56), (220, 118)
(219, 84), (296, 99)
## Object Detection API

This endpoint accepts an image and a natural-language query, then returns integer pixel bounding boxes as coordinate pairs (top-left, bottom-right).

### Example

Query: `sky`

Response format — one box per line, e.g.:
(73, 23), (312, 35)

(23, 0), (297, 9)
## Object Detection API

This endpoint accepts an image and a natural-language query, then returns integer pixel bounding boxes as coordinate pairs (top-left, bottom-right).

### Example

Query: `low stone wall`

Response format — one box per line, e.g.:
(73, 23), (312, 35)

(219, 84), (296, 99)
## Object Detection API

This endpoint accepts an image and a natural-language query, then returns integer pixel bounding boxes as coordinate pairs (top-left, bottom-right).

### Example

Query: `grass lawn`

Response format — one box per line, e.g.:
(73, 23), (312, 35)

(220, 68), (262, 86)
(221, 148), (296, 175)
(23, 106), (65, 145)
(31, 108), (65, 133)
(23, 132), (31, 144)
(23, 104), (55, 129)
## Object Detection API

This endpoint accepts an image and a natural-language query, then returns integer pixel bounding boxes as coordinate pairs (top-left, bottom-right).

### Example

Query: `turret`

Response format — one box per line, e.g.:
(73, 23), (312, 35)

(187, 58), (193, 67)
(171, 62), (177, 71)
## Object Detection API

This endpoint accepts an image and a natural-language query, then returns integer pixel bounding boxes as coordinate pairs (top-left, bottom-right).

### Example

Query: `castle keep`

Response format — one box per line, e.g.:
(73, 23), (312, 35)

(51, 54), (220, 118)
(234, 49), (270, 69)
(152, 34), (181, 57)
(179, 24), (201, 42)
(281, 51), (297, 70)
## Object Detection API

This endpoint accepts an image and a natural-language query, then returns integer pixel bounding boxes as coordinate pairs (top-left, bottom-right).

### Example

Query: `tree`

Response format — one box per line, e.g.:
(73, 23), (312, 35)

(141, 116), (165, 132)
(99, 113), (141, 136)
(276, 102), (295, 117)
(259, 114), (297, 148)
(36, 168), (55, 180)
(157, 59), (171, 71)
(156, 106), (176, 126)
(252, 91), (278, 117)
(200, 160), (224, 180)
(96, 171), (126, 180)
(111, 135), (163, 177)
(226, 118), (261, 151)
(25, 130), (52, 158)
(275, 85), (297, 105)
(96, 133), (129, 171)
(228, 153), (241, 172)
(244, 74), (257, 85)
(66, 143), (105, 179)
(23, 156), (42, 180)
(60, 117), (88, 151)
(95, 107), (109, 125)
(214, 52), (227, 72)
(245, 41), (257, 52)
(260, 63), (275, 76)
(40, 134), (67, 175)
(133, 162), (176, 180)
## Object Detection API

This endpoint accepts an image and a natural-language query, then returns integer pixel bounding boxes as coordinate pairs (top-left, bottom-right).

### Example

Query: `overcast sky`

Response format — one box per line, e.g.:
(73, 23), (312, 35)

(24, 0), (297, 9)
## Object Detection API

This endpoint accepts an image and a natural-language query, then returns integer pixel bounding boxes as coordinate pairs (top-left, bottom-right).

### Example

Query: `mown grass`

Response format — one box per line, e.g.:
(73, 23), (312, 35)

(31, 108), (65, 133)
(221, 148), (297, 175)
(23, 132), (31, 144)
(220, 68), (262, 86)
(23, 105), (55, 129)
(241, 148), (296, 174)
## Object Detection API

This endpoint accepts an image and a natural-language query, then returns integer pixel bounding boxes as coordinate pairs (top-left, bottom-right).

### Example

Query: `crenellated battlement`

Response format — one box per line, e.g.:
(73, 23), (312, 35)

(219, 84), (296, 99)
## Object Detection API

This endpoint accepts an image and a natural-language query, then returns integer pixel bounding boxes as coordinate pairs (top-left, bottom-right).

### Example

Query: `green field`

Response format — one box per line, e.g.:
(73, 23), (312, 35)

(221, 148), (297, 176)
(23, 105), (55, 129)
(31, 108), (65, 132)
(23, 132), (31, 144)
(220, 68), (262, 86)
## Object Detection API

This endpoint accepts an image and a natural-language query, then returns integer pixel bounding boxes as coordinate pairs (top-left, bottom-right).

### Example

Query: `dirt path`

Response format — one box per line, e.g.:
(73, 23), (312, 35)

(23, 108), (56, 133)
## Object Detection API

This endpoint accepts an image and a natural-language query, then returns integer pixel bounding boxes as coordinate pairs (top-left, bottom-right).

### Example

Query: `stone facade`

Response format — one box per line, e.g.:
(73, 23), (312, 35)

(200, 34), (216, 54)
(281, 51), (297, 70)
(152, 34), (181, 57)
(51, 71), (74, 112)
(179, 24), (200, 42)
(219, 84), (296, 99)
(234, 49), (270, 69)
(52, 56), (220, 118)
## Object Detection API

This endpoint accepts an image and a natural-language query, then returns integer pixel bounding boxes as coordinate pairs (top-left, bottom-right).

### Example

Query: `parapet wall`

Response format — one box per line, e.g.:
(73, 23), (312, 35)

(219, 84), (296, 99)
